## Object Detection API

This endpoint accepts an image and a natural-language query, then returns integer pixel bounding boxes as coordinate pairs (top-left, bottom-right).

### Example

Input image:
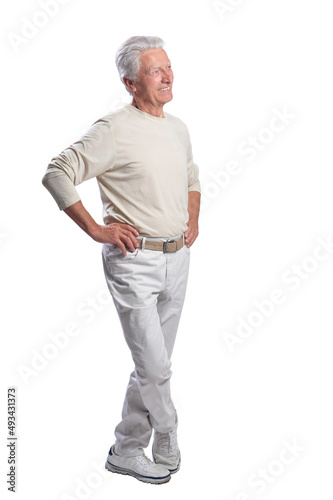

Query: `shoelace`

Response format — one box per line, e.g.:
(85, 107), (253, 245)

(137, 453), (154, 466)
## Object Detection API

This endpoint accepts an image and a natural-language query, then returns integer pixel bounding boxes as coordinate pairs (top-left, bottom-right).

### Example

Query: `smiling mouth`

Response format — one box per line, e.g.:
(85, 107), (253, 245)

(160, 86), (171, 92)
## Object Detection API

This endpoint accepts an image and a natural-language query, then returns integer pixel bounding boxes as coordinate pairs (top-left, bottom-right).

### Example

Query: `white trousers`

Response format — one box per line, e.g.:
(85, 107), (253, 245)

(102, 235), (191, 457)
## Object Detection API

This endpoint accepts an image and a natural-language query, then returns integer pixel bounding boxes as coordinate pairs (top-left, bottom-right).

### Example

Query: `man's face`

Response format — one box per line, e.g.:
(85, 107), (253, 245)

(133, 48), (174, 107)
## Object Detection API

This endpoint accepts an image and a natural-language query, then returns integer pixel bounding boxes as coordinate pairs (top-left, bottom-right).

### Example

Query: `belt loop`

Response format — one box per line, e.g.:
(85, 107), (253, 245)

(182, 233), (185, 246)
(141, 237), (146, 251)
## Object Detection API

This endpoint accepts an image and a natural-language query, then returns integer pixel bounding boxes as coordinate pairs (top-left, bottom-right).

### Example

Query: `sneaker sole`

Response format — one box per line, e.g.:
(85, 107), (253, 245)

(105, 459), (171, 485)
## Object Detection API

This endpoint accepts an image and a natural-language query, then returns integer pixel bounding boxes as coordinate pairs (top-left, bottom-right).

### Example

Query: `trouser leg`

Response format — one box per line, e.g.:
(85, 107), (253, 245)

(157, 244), (191, 358)
(114, 370), (152, 456)
(102, 242), (190, 456)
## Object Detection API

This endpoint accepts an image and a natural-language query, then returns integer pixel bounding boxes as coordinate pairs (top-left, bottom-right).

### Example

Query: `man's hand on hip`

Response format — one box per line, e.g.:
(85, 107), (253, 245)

(63, 201), (139, 255)
(93, 223), (140, 255)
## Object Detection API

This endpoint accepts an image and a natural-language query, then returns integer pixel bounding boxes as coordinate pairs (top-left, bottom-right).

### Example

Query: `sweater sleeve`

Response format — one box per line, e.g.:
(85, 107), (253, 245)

(42, 118), (116, 210)
(185, 128), (201, 194)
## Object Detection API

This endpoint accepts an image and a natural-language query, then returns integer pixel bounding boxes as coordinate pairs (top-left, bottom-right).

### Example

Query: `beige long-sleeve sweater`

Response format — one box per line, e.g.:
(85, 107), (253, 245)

(42, 103), (200, 238)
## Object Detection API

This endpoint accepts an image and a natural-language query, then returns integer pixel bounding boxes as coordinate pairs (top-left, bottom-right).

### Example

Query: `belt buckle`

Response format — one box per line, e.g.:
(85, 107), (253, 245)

(163, 239), (175, 253)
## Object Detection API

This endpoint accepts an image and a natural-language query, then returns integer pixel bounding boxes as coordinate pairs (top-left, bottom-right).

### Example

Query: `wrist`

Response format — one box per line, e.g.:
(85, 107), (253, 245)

(187, 217), (198, 226)
(87, 223), (103, 241)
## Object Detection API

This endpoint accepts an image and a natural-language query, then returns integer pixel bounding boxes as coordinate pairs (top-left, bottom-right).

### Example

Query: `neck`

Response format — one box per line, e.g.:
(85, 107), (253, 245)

(131, 98), (165, 118)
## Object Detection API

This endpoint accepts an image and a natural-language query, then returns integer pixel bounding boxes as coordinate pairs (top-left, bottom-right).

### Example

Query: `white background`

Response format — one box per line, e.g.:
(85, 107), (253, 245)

(1, 0), (333, 499)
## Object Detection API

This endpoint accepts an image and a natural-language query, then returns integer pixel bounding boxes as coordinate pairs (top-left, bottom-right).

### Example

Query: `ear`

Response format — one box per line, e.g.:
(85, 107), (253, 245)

(123, 77), (136, 93)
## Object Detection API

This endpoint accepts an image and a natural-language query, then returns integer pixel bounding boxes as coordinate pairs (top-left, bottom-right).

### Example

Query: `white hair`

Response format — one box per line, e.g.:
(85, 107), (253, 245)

(115, 35), (165, 94)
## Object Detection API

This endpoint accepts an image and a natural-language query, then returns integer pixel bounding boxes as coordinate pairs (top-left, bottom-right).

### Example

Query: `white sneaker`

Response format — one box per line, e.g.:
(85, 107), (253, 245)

(105, 446), (171, 484)
(152, 424), (181, 474)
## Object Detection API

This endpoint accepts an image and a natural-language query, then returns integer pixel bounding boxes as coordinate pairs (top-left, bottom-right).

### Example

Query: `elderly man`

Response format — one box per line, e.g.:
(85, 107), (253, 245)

(42, 35), (200, 485)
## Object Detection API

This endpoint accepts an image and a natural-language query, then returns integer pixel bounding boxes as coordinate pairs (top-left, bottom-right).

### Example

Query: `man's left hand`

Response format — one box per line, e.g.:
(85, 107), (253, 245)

(184, 219), (198, 248)
(185, 191), (200, 247)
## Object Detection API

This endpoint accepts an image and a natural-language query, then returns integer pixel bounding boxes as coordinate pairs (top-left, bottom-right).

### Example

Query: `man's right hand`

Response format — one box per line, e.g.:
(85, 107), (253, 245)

(63, 201), (140, 255)
(91, 223), (140, 255)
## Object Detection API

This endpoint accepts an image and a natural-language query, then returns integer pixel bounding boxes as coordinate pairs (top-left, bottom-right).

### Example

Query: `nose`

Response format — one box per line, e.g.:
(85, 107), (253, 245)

(162, 68), (173, 83)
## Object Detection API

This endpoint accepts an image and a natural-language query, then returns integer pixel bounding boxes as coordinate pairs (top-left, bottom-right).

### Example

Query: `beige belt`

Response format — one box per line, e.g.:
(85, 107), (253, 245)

(136, 236), (184, 253)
